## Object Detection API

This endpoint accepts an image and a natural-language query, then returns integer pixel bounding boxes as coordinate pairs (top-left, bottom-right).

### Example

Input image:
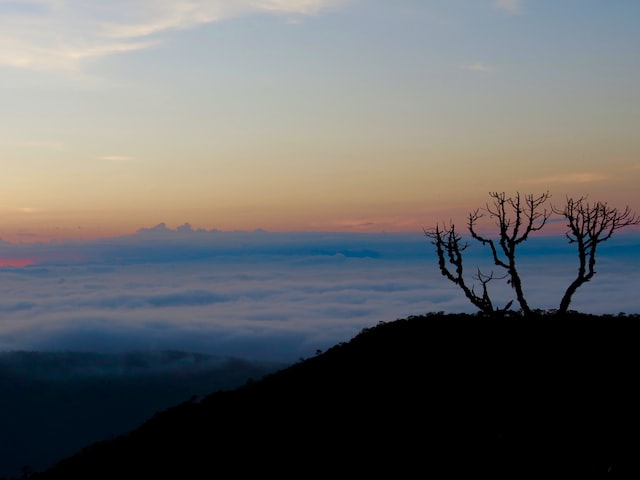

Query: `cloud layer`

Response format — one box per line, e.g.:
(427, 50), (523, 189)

(493, 0), (524, 14)
(0, 0), (348, 71)
(0, 228), (638, 362)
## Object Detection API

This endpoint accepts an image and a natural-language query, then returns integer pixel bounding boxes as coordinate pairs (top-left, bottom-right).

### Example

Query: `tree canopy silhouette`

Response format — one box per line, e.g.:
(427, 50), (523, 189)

(424, 192), (640, 316)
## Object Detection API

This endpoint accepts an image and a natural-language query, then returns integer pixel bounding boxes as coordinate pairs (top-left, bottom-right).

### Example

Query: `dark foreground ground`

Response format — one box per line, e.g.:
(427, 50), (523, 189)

(30, 312), (640, 478)
(0, 351), (282, 478)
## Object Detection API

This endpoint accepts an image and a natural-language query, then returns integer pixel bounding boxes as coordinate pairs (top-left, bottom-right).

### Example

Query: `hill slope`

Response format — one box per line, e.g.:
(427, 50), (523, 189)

(0, 351), (283, 478)
(31, 312), (640, 477)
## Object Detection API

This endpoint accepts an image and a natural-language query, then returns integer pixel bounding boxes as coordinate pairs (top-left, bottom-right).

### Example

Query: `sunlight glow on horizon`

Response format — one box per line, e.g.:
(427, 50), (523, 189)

(0, 1), (638, 242)
(0, 258), (35, 268)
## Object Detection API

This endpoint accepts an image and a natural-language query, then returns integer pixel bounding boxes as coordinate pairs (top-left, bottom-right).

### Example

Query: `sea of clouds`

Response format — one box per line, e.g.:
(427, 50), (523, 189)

(0, 224), (638, 363)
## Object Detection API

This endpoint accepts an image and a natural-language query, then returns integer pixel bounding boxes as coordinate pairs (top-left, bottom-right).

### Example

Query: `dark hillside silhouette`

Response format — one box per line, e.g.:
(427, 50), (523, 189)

(30, 312), (640, 478)
(0, 351), (282, 478)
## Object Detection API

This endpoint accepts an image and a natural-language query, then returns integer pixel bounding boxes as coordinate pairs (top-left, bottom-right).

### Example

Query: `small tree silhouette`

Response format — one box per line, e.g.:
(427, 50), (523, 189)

(425, 191), (640, 316)
(554, 196), (640, 313)
(467, 191), (551, 315)
(425, 222), (507, 315)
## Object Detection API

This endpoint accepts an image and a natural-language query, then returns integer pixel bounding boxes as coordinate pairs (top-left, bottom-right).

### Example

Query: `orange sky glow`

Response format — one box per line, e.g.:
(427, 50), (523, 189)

(0, 1), (638, 244)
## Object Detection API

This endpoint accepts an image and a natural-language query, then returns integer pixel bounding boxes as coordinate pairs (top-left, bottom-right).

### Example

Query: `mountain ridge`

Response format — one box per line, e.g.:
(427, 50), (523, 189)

(0, 350), (284, 478)
(29, 311), (640, 477)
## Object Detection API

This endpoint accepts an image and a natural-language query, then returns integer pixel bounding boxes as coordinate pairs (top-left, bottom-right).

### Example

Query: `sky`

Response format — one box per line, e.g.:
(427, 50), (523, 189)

(1, 1), (639, 362)
(0, 0), (639, 242)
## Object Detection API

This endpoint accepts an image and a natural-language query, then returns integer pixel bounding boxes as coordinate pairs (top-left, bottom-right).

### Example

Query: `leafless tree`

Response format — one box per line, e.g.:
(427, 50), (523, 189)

(553, 197), (640, 313)
(424, 222), (512, 315)
(467, 191), (551, 316)
(426, 191), (639, 317)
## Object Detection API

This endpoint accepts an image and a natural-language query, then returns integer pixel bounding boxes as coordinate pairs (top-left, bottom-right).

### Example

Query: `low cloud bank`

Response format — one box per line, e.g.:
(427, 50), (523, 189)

(1, 224), (429, 265)
(0, 228), (638, 362)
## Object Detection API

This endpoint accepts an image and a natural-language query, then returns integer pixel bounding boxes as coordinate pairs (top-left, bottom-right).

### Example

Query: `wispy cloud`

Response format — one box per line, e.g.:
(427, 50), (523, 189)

(493, 0), (524, 14)
(16, 207), (39, 214)
(525, 172), (608, 185)
(460, 62), (495, 73)
(0, 138), (65, 150)
(0, 0), (348, 72)
(100, 155), (137, 162)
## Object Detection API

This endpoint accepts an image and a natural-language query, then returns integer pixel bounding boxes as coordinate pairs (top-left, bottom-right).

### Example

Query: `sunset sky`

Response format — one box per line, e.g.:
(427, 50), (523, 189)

(1, 0), (639, 242)
(2, 5), (639, 471)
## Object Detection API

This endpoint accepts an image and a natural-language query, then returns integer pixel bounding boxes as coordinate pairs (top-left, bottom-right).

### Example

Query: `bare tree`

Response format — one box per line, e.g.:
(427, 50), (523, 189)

(467, 192), (551, 316)
(553, 197), (640, 313)
(424, 222), (512, 315)
(426, 191), (639, 317)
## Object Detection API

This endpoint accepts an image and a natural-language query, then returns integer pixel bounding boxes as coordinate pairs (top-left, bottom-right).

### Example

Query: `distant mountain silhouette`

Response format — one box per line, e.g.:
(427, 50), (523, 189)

(0, 351), (283, 479)
(29, 312), (640, 478)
